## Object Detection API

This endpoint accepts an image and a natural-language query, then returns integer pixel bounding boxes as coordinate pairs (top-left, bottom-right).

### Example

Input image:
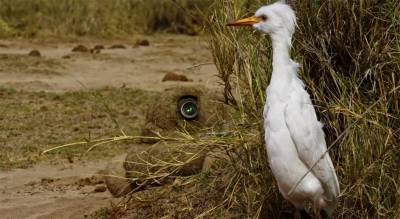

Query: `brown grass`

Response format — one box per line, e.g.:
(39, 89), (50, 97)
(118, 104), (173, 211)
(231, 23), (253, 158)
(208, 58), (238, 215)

(0, 0), (212, 38)
(208, 0), (400, 218)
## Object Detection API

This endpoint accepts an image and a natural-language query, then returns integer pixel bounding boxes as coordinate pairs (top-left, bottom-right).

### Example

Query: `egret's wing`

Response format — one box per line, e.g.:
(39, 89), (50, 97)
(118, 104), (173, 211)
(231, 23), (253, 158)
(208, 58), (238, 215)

(284, 88), (340, 202)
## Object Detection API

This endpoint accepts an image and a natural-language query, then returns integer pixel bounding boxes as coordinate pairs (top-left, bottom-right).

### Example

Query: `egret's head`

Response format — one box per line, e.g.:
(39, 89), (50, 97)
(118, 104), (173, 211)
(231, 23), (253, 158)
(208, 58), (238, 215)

(228, 2), (296, 39)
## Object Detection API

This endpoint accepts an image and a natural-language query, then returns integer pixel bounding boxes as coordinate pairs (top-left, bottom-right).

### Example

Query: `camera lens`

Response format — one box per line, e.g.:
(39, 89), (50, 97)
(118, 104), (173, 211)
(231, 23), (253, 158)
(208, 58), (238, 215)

(178, 97), (199, 120)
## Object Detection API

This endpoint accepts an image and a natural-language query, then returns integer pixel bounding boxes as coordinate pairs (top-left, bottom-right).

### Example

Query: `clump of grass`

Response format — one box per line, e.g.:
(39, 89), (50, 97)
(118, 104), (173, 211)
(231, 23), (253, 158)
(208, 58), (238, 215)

(0, 0), (212, 38)
(208, 0), (400, 218)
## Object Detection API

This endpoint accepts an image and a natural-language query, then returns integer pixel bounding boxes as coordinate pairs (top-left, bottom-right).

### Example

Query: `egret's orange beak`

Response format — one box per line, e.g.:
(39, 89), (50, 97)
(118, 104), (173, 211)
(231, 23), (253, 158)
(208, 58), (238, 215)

(227, 16), (261, 27)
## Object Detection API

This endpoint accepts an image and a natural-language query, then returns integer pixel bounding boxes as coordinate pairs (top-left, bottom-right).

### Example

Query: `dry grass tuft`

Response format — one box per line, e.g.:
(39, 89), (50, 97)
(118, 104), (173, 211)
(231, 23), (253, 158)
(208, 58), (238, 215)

(207, 0), (400, 218)
(0, 0), (212, 38)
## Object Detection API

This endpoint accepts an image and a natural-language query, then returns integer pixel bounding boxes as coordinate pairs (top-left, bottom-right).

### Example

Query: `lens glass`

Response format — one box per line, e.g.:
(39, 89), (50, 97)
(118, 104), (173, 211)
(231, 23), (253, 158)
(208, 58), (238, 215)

(182, 102), (197, 117)
(179, 98), (199, 120)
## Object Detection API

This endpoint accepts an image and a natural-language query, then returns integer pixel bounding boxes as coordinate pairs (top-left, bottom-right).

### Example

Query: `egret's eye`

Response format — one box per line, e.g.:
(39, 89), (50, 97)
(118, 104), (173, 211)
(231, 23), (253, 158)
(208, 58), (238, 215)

(259, 15), (268, 21)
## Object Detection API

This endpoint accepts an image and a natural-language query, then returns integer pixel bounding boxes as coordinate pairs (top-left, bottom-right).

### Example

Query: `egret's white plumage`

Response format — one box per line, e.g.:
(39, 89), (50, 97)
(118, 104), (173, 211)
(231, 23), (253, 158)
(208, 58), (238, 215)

(229, 2), (340, 217)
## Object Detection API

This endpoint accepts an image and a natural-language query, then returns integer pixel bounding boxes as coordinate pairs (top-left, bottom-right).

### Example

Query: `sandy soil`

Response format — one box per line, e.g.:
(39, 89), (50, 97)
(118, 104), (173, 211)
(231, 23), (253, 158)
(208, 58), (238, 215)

(0, 35), (220, 218)
(0, 157), (121, 219)
(0, 35), (219, 93)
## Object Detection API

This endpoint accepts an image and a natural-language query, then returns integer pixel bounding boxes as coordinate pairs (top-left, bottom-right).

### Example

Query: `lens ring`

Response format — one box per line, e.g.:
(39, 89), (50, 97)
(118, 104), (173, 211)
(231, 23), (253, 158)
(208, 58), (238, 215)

(178, 97), (199, 120)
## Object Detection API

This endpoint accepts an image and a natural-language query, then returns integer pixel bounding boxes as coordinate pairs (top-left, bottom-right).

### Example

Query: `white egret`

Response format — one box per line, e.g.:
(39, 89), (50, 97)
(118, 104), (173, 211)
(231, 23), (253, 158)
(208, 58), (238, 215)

(228, 2), (340, 218)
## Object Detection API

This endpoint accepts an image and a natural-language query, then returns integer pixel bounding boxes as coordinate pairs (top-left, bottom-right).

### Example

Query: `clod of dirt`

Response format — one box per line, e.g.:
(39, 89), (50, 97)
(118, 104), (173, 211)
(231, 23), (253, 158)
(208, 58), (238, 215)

(109, 44), (126, 49)
(93, 45), (105, 50)
(121, 110), (130, 116)
(162, 72), (191, 82)
(90, 45), (105, 54)
(41, 177), (55, 184)
(105, 142), (210, 198)
(28, 50), (41, 57)
(104, 155), (134, 198)
(62, 55), (71, 59)
(40, 105), (49, 111)
(135, 39), (150, 47)
(141, 85), (229, 143)
(72, 45), (89, 53)
(0, 43), (8, 48)
(77, 176), (104, 187)
(93, 185), (107, 193)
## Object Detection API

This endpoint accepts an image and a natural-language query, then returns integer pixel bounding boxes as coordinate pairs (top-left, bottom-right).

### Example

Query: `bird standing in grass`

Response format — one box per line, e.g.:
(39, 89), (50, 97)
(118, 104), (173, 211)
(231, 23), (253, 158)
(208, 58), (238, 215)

(228, 2), (340, 218)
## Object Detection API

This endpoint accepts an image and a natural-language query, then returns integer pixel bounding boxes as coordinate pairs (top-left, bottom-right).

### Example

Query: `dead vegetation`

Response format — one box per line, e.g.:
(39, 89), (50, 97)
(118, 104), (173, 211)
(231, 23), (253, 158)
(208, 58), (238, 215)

(208, 0), (400, 218)
(0, 0), (212, 38)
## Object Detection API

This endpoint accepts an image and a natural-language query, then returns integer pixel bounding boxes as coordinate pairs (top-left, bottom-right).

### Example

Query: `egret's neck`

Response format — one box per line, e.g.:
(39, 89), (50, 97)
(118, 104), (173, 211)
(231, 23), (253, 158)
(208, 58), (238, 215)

(271, 35), (292, 68)
(267, 33), (299, 93)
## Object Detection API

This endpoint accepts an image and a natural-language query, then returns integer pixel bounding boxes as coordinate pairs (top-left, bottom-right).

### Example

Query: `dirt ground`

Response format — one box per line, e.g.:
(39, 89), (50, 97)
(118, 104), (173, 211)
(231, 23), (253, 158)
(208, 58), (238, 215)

(0, 35), (218, 92)
(0, 35), (220, 219)
(0, 157), (119, 219)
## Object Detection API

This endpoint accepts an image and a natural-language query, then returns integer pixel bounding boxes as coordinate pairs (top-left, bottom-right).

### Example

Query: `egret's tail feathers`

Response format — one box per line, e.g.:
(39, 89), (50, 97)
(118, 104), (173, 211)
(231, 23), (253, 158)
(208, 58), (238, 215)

(324, 157), (340, 201)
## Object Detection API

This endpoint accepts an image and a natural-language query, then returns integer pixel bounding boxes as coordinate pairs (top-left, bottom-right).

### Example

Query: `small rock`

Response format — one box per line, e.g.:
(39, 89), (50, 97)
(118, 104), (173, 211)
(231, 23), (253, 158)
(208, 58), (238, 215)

(39, 106), (48, 111)
(41, 178), (55, 184)
(93, 185), (107, 193)
(0, 44), (8, 48)
(90, 45), (105, 54)
(121, 110), (130, 116)
(109, 44), (126, 49)
(72, 45), (89, 53)
(62, 55), (71, 59)
(28, 50), (41, 57)
(162, 72), (191, 82)
(135, 39), (150, 47)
